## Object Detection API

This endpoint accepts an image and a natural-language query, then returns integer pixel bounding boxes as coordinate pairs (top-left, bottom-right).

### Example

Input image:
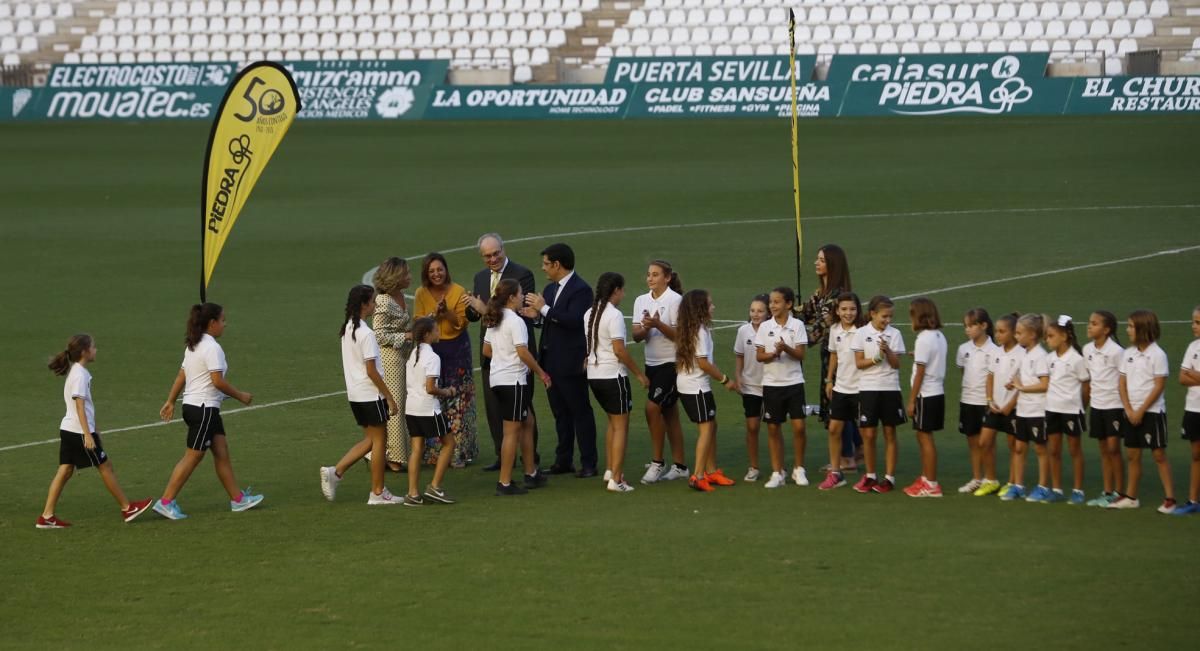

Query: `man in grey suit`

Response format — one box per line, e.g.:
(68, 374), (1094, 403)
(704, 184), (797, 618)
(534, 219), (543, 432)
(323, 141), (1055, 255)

(465, 233), (540, 471)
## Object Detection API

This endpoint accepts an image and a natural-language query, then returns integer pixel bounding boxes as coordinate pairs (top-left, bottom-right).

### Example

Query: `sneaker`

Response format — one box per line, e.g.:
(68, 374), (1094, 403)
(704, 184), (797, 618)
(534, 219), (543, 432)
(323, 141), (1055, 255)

(791, 466), (810, 487)
(153, 499), (188, 520)
(662, 464), (690, 482)
(320, 466), (341, 502)
(871, 478), (895, 494)
(973, 480), (1002, 497)
(1044, 490), (1066, 504)
(1025, 486), (1050, 503)
(607, 479), (635, 493)
(1106, 495), (1140, 509)
(999, 485), (1025, 501)
(904, 478), (943, 498)
(818, 472), (846, 491)
(230, 488), (264, 512)
(603, 469), (613, 483)
(958, 479), (983, 494)
(1068, 490), (1086, 506)
(852, 476), (877, 493)
(367, 487), (403, 505)
(995, 482), (1014, 499)
(688, 474), (714, 492)
(423, 485), (457, 504)
(1157, 498), (1177, 514)
(744, 467), (760, 482)
(121, 498), (154, 523)
(1172, 501), (1200, 515)
(640, 461), (666, 484)
(403, 494), (425, 507)
(1086, 492), (1114, 507)
(764, 471), (787, 489)
(495, 481), (528, 496)
(35, 515), (71, 529)
(705, 469), (736, 487)
(523, 471), (548, 489)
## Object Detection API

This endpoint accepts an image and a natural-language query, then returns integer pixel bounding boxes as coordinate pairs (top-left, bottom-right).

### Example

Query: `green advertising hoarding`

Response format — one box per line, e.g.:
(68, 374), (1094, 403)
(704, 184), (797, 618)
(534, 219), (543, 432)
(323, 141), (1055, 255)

(1066, 75), (1200, 114)
(424, 85), (628, 119)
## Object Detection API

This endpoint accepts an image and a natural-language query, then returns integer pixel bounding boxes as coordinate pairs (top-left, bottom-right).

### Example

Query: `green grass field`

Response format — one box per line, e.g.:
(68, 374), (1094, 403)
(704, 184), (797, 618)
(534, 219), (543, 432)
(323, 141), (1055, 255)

(1, 116), (1198, 649)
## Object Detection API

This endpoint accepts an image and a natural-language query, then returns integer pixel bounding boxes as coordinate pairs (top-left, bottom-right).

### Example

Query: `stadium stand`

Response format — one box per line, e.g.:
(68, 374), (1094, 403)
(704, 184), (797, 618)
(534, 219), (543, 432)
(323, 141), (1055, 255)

(2, 0), (1199, 81)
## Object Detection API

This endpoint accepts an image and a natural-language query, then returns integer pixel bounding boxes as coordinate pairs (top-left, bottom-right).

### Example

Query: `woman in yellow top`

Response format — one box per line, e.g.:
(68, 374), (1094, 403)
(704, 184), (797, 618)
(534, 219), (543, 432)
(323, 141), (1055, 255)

(414, 253), (478, 467)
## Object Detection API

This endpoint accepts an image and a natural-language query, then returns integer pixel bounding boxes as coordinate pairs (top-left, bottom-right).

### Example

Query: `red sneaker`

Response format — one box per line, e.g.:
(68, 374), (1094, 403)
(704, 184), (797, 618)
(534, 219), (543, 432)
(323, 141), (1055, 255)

(705, 469), (736, 487)
(689, 474), (714, 492)
(852, 476), (877, 493)
(872, 478), (895, 494)
(122, 498), (155, 523)
(35, 515), (71, 529)
(904, 478), (944, 498)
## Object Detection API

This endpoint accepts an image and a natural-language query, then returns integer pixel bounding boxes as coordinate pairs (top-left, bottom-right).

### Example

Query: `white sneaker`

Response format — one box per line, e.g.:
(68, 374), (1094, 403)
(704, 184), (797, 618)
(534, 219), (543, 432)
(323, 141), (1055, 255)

(320, 466), (340, 502)
(744, 467), (760, 482)
(791, 466), (809, 487)
(641, 461), (666, 484)
(1157, 500), (1177, 514)
(958, 478), (982, 494)
(662, 464), (690, 482)
(366, 487), (403, 506)
(607, 479), (635, 493)
(764, 471), (786, 488)
(603, 469), (613, 483)
(1106, 495), (1140, 510)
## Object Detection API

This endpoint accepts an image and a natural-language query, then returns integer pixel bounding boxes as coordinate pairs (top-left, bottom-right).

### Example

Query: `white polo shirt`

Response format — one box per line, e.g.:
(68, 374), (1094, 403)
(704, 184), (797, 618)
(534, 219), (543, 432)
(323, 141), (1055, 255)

(734, 323), (764, 397)
(485, 308), (530, 386)
(957, 338), (999, 406)
(1046, 347), (1090, 414)
(584, 302), (628, 380)
(341, 319), (384, 403)
(1119, 342), (1168, 414)
(182, 333), (228, 408)
(1015, 345), (1050, 418)
(405, 343), (442, 416)
(676, 327), (713, 395)
(911, 329), (948, 397)
(1083, 338), (1124, 410)
(989, 344), (1026, 408)
(827, 322), (859, 394)
(755, 314), (808, 387)
(1183, 339), (1200, 413)
(632, 288), (681, 366)
(60, 363), (95, 434)
(851, 323), (905, 392)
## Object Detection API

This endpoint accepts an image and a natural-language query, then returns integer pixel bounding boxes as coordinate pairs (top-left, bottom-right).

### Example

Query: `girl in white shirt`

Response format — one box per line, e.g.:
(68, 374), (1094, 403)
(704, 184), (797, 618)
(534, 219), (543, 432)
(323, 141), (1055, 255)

(632, 260), (689, 484)
(1044, 316), (1090, 504)
(36, 334), (154, 529)
(955, 308), (999, 495)
(733, 294), (769, 482)
(321, 286), (401, 506)
(1083, 310), (1125, 506)
(851, 295), (906, 494)
(1005, 313), (1049, 502)
(484, 279), (552, 496)
(676, 289), (737, 492)
(980, 313), (1025, 498)
(403, 317), (460, 506)
(585, 272), (650, 493)
(904, 297), (947, 498)
(156, 303), (260, 520)
(1175, 307), (1200, 515)
(819, 292), (864, 491)
(754, 287), (810, 489)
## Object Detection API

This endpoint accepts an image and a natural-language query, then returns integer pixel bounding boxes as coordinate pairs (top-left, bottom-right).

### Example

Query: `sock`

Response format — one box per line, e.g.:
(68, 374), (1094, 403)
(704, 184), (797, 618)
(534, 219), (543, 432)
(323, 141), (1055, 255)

(159, 498), (172, 506)
(235, 491), (245, 502)
(1164, 498), (1176, 505)
(1052, 488), (1064, 495)
(925, 477), (938, 487)
(866, 473), (877, 480)
(674, 463), (688, 470)
(1015, 484), (1024, 490)
(652, 459), (665, 465)
(885, 474), (895, 484)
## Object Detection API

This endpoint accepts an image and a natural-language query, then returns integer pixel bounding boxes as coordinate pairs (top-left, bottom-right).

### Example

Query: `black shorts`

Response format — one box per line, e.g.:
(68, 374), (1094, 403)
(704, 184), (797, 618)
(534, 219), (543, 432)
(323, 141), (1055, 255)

(680, 391), (717, 424)
(1089, 407), (1123, 440)
(184, 404), (225, 451)
(405, 413), (450, 439)
(829, 390), (859, 423)
(1123, 411), (1168, 449)
(958, 403), (987, 436)
(762, 383), (806, 424)
(349, 398), (389, 428)
(982, 410), (1016, 435)
(492, 383), (532, 422)
(1015, 416), (1047, 444)
(590, 376), (634, 416)
(858, 390), (906, 428)
(58, 430), (108, 468)
(1046, 411), (1086, 437)
(645, 363), (679, 408)
(912, 394), (945, 432)
(741, 393), (763, 419)
(1183, 411), (1200, 442)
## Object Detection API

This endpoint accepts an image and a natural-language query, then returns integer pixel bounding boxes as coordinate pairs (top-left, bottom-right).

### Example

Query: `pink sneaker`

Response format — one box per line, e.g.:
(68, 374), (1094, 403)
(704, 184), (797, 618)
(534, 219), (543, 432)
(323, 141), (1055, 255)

(852, 476), (877, 493)
(819, 472), (846, 491)
(904, 478), (944, 498)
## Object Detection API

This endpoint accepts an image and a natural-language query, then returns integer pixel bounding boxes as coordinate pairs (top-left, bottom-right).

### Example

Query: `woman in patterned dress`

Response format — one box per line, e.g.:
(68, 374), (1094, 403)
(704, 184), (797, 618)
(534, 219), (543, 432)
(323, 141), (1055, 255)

(373, 257), (414, 472)
(414, 253), (478, 467)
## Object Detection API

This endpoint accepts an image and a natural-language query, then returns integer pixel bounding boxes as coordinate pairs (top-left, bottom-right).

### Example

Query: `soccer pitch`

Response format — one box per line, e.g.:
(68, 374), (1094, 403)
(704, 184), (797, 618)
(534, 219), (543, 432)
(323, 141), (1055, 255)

(1, 116), (1197, 649)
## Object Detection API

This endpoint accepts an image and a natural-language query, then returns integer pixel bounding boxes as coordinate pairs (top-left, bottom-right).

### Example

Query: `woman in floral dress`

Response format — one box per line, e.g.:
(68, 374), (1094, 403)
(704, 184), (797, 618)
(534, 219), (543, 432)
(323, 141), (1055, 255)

(373, 257), (414, 472)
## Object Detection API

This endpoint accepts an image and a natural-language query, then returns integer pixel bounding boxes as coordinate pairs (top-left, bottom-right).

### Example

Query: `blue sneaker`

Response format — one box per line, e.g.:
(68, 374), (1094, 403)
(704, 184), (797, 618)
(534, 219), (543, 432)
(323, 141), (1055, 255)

(153, 499), (188, 520)
(999, 484), (1025, 501)
(1025, 486), (1050, 503)
(1173, 501), (1200, 516)
(1045, 490), (1067, 504)
(230, 487), (264, 512)
(1069, 489), (1086, 505)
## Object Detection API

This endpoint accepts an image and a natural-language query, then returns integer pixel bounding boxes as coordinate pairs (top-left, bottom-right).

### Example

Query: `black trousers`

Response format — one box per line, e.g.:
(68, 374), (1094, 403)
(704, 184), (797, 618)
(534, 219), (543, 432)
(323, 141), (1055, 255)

(547, 372), (597, 469)
(482, 361), (539, 463)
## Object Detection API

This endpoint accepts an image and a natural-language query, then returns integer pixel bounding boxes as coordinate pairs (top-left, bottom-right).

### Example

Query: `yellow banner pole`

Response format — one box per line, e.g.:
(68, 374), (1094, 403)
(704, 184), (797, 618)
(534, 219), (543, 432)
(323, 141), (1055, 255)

(788, 10), (802, 291)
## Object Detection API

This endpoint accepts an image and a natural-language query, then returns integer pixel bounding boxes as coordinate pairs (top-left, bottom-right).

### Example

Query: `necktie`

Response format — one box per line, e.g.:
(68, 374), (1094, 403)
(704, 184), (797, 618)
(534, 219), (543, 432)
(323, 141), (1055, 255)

(489, 270), (499, 296)
(550, 281), (561, 307)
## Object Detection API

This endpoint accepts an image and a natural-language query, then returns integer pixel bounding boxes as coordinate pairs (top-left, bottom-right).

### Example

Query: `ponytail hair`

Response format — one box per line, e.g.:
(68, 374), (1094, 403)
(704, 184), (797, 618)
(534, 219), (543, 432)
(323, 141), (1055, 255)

(1092, 309), (1121, 347)
(186, 303), (223, 350)
(997, 311), (1020, 333)
(650, 259), (682, 293)
(588, 272), (625, 365)
(483, 278), (521, 329)
(675, 289), (712, 373)
(410, 317), (436, 365)
(964, 307), (995, 338)
(1046, 315), (1082, 354)
(340, 285), (375, 340)
(48, 334), (94, 376)
(1017, 313), (1045, 340)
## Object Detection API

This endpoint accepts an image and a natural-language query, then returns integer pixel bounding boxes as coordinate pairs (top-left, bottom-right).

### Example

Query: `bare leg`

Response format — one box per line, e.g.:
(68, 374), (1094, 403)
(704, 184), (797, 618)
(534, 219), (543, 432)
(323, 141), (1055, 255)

(408, 436), (426, 497)
(1107, 438), (1125, 492)
(610, 413), (629, 481)
(519, 415), (537, 476)
(1124, 447), (1141, 498)
(335, 436), (373, 476)
(96, 461), (131, 509)
(499, 419), (520, 485)
(766, 422), (784, 473)
(646, 401), (667, 461)
(210, 436), (242, 500)
(916, 431), (937, 481)
(162, 449), (206, 501)
(1068, 435), (1083, 491)
(883, 425), (898, 477)
(1152, 448), (1175, 501)
(1013, 440), (1027, 487)
(979, 428), (997, 481)
(430, 434), (456, 489)
(1048, 434), (1063, 490)
(367, 425), (386, 494)
(791, 418), (806, 471)
(693, 421), (715, 476)
(861, 426), (878, 475)
(1034, 442), (1050, 488)
(967, 434), (982, 481)
(1097, 440), (1112, 493)
(705, 426), (718, 474)
(664, 405), (686, 465)
(828, 419), (844, 474)
(745, 416), (761, 470)
(1190, 442), (1200, 503)
(42, 465), (74, 517)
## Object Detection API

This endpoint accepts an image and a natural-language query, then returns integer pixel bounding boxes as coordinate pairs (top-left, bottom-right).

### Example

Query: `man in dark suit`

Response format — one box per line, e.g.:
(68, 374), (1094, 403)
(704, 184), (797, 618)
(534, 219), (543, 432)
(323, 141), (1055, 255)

(522, 243), (598, 477)
(465, 233), (539, 471)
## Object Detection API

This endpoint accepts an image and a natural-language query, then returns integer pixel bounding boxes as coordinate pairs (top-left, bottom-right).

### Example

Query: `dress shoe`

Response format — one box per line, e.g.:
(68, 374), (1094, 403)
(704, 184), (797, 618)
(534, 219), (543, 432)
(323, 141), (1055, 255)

(482, 460), (502, 472)
(575, 467), (598, 479)
(546, 464), (576, 475)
